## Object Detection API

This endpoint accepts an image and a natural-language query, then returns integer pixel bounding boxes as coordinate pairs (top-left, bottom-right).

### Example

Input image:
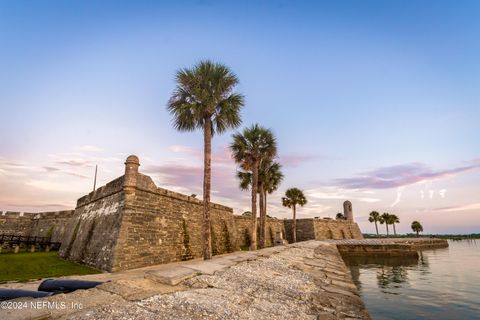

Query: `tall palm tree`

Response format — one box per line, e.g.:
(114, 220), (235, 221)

(389, 214), (400, 236)
(380, 212), (391, 236)
(282, 188), (307, 243)
(368, 211), (380, 235)
(259, 161), (283, 248)
(231, 124), (277, 250)
(168, 60), (244, 260)
(411, 221), (423, 237)
(236, 160), (283, 248)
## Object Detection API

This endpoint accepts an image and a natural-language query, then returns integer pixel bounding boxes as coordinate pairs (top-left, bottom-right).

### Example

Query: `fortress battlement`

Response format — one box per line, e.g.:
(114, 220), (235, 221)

(2, 155), (363, 272)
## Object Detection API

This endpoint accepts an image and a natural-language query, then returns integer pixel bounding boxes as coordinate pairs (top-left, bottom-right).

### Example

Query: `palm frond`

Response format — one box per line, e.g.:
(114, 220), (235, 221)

(167, 60), (244, 135)
(282, 187), (307, 208)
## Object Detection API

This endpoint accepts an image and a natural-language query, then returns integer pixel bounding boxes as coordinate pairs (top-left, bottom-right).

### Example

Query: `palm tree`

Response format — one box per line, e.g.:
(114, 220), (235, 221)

(168, 60), (244, 259)
(231, 124), (277, 250)
(411, 221), (423, 237)
(368, 211), (380, 235)
(389, 214), (400, 236)
(282, 188), (307, 243)
(259, 161), (283, 248)
(238, 160), (284, 248)
(380, 212), (391, 236)
(237, 160), (283, 248)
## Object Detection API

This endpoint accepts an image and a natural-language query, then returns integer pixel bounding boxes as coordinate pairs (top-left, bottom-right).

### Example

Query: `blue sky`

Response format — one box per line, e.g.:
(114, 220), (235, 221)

(1, 1), (479, 234)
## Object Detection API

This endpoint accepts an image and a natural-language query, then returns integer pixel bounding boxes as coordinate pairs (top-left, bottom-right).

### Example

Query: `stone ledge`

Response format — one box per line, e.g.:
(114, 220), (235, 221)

(144, 266), (199, 286)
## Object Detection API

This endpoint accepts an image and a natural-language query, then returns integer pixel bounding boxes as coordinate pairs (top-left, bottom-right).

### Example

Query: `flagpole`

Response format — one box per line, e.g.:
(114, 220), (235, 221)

(93, 165), (98, 191)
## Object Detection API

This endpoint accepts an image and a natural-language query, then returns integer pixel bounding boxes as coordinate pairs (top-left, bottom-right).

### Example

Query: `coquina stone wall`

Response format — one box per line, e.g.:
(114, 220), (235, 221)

(234, 215), (286, 248)
(4, 155), (364, 273)
(284, 218), (363, 243)
(59, 176), (125, 272)
(59, 156), (238, 272)
(0, 210), (74, 242)
(112, 173), (238, 271)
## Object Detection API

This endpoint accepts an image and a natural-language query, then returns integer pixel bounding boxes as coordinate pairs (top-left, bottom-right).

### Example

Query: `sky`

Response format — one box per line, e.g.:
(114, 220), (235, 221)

(0, 0), (479, 234)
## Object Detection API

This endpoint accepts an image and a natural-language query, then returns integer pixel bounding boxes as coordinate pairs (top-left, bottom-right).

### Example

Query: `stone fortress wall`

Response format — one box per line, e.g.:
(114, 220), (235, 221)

(112, 169), (239, 271)
(57, 155), (239, 272)
(233, 215), (286, 248)
(59, 176), (127, 271)
(1, 155), (363, 272)
(0, 210), (75, 242)
(284, 218), (363, 243)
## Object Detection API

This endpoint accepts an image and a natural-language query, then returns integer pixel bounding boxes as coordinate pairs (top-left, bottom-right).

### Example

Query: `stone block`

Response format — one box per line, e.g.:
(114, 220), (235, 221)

(145, 266), (198, 285)
(183, 261), (228, 275)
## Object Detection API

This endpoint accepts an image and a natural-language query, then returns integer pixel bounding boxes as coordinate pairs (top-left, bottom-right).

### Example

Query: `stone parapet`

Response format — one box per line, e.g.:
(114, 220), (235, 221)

(76, 176), (124, 208)
(0, 210), (75, 242)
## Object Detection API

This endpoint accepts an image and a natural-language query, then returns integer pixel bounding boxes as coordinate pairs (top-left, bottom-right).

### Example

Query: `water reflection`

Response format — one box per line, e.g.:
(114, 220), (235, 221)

(342, 241), (480, 320)
(376, 266), (408, 293)
(343, 255), (423, 292)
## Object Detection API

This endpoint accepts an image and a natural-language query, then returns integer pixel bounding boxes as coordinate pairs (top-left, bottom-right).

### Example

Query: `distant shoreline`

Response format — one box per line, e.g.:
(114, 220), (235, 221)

(363, 234), (480, 240)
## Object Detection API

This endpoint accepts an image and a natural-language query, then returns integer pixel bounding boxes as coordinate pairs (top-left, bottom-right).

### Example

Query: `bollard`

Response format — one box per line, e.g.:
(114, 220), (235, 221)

(30, 245), (35, 253)
(14, 245), (19, 253)
(45, 245), (50, 252)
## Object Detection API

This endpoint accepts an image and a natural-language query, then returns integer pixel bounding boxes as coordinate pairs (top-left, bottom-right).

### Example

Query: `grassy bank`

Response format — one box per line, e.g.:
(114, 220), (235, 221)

(0, 252), (100, 283)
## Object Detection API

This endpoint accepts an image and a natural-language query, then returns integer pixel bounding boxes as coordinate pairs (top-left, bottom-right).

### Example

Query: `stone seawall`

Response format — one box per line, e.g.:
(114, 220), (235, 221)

(332, 238), (449, 258)
(337, 243), (419, 257)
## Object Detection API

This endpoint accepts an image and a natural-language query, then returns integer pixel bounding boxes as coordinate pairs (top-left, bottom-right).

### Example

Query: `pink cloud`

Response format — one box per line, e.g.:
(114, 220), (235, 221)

(43, 166), (60, 172)
(56, 159), (90, 166)
(279, 153), (319, 167)
(144, 146), (243, 202)
(145, 164), (203, 187)
(334, 159), (480, 189)
(433, 203), (480, 213)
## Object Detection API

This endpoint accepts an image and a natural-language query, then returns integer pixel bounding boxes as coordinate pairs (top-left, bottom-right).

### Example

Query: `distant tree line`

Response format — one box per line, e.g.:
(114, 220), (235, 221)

(367, 211), (424, 237)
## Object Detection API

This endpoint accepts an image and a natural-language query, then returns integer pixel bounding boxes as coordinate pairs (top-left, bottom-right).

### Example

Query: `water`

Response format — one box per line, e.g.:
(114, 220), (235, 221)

(343, 240), (480, 320)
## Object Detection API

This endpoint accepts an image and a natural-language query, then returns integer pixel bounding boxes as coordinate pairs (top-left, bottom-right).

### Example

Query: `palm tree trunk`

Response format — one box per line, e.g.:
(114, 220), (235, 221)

(264, 192), (268, 245)
(416, 230), (419, 237)
(259, 186), (265, 249)
(292, 204), (297, 243)
(250, 161), (259, 250)
(375, 221), (379, 235)
(386, 224), (389, 236)
(202, 120), (212, 260)
(393, 223), (397, 236)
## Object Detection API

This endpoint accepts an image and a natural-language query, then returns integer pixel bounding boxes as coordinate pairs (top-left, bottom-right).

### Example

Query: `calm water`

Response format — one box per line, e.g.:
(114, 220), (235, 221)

(343, 240), (480, 320)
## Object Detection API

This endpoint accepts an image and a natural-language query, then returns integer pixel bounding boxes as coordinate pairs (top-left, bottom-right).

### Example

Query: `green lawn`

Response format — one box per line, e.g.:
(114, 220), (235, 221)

(0, 252), (100, 283)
